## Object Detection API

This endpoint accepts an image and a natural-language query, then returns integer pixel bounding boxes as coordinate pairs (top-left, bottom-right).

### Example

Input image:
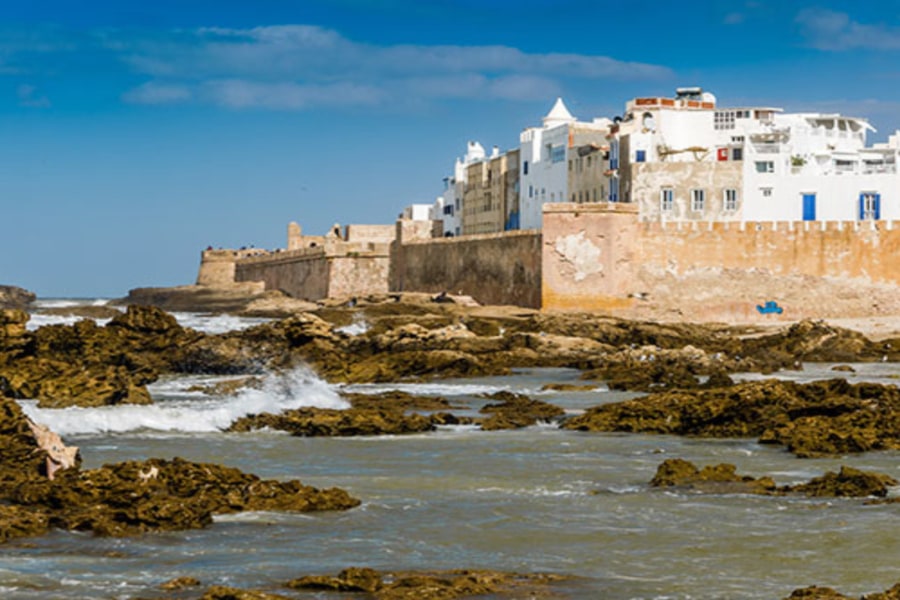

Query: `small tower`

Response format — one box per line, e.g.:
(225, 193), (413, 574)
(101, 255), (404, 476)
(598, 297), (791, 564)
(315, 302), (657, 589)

(543, 97), (576, 128)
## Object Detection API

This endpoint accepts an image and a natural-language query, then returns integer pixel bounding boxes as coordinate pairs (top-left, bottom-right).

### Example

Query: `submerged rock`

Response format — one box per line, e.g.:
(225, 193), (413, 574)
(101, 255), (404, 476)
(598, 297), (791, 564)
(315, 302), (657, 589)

(286, 568), (566, 599)
(783, 466), (898, 498)
(784, 582), (900, 599)
(651, 459), (896, 498)
(227, 406), (448, 436)
(563, 379), (900, 457)
(649, 458), (776, 494)
(478, 391), (566, 430)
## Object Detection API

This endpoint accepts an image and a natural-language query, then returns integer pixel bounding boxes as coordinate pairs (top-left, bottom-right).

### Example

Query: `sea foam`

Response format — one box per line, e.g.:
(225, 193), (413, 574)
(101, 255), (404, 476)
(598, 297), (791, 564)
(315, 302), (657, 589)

(18, 366), (348, 436)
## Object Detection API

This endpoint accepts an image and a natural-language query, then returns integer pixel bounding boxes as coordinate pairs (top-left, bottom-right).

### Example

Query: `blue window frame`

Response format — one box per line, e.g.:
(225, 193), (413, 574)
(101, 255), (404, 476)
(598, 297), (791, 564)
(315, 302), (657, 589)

(635, 150), (646, 163)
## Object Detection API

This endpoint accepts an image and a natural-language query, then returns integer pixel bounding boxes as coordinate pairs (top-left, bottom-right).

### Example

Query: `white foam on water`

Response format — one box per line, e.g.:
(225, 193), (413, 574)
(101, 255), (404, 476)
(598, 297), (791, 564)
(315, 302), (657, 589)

(335, 316), (370, 336)
(26, 313), (114, 331)
(169, 312), (273, 334)
(18, 366), (348, 436)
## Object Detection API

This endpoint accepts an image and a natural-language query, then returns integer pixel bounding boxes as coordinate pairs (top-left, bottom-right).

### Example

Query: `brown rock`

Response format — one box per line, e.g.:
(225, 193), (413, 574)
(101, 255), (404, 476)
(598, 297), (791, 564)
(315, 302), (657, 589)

(228, 407), (437, 437)
(785, 466), (898, 498)
(478, 391), (565, 430)
(563, 379), (900, 457)
(199, 585), (292, 600)
(649, 459), (776, 494)
(160, 576), (202, 590)
(287, 568), (565, 599)
(0, 285), (36, 310)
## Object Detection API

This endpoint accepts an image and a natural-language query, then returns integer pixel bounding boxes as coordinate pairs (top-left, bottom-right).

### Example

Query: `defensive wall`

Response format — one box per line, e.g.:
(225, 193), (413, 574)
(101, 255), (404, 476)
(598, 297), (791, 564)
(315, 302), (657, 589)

(542, 202), (900, 320)
(390, 220), (542, 308)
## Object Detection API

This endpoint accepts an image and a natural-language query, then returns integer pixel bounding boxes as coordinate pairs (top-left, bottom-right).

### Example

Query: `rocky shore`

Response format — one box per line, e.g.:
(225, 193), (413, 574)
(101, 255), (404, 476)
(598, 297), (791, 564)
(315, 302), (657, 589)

(4, 296), (900, 597)
(0, 394), (359, 542)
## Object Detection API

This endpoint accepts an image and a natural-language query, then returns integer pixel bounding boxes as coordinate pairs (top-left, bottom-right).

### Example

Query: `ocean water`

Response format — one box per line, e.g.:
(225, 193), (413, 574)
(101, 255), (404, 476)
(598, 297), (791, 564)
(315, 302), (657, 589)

(26, 299), (272, 333)
(4, 311), (900, 599)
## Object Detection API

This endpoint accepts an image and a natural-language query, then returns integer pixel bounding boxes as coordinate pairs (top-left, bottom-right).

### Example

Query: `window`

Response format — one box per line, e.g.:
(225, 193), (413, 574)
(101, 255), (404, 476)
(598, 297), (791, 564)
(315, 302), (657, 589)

(522, 161), (528, 175)
(755, 161), (774, 173)
(732, 147), (743, 161)
(635, 150), (646, 163)
(760, 187), (773, 197)
(724, 189), (738, 211)
(571, 193), (576, 202)
(443, 205), (454, 216)
(691, 189), (705, 212)
(551, 145), (565, 163)
(610, 140), (619, 170)
(860, 192), (881, 220)
(568, 160), (573, 171)
(660, 188), (674, 212)
(528, 185), (533, 198)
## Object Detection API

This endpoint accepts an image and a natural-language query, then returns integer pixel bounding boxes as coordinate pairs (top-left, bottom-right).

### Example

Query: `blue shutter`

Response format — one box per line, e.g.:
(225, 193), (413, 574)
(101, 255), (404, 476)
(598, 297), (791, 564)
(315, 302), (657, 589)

(875, 194), (881, 220)
(859, 193), (865, 220)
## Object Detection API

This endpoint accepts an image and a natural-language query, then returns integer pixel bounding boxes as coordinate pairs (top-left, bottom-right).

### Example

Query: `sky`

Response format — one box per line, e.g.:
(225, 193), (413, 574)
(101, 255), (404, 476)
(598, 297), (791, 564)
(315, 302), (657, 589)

(2, 0), (900, 297)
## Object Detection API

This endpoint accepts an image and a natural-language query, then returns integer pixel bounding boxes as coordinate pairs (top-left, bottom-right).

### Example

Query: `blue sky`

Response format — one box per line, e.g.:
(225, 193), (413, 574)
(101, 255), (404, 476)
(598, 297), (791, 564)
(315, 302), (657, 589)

(2, 0), (900, 297)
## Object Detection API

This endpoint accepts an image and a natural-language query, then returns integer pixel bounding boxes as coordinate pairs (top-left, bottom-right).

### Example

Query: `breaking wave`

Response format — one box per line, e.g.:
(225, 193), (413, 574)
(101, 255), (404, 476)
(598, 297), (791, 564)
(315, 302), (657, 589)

(18, 367), (347, 436)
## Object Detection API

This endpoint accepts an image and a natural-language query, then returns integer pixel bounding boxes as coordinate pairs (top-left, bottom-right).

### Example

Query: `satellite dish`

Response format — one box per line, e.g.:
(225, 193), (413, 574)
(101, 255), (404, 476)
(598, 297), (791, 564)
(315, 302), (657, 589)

(642, 112), (656, 132)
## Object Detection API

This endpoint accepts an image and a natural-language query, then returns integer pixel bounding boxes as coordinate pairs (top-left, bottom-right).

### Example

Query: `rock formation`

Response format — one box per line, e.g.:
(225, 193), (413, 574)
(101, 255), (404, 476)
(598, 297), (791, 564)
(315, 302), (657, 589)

(650, 459), (897, 497)
(0, 395), (359, 542)
(563, 379), (900, 457)
(0, 285), (36, 309)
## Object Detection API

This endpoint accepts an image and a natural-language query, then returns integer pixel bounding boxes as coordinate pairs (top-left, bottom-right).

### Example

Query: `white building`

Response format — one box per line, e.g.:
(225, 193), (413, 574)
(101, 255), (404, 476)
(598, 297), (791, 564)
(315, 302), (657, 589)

(401, 203), (435, 221)
(619, 88), (900, 223)
(518, 98), (610, 230)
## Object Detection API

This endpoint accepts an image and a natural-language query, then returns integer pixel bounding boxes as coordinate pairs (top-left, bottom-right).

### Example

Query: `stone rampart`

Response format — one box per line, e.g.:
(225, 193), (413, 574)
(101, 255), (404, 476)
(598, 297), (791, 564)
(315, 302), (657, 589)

(391, 229), (542, 308)
(542, 202), (900, 320)
(234, 243), (391, 301)
(196, 249), (269, 286)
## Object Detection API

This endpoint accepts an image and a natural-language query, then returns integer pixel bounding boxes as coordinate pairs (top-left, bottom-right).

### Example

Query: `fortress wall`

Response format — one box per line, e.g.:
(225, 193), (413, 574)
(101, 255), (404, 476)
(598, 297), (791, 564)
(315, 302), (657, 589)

(329, 255), (392, 298)
(542, 202), (900, 320)
(391, 230), (542, 308)
(235, 250), (330, 300)
(196, 250), (237, 286)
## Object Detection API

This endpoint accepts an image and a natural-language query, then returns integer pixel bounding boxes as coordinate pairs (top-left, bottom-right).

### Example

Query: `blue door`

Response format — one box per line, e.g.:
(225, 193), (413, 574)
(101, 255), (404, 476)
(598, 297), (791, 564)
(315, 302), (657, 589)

(802, 193), (816, 221)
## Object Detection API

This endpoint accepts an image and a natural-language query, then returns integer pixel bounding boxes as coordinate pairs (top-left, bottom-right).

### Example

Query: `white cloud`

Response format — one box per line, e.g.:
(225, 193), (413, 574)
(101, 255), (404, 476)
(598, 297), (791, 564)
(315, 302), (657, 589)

(112, 24), (672, 110)
(796, 8), (900, 51)
(199, 80), (386, 110)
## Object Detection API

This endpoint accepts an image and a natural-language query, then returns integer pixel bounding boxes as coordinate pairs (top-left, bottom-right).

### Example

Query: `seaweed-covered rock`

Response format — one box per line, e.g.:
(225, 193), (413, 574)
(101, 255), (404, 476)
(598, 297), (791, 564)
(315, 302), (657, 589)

(228, 407), (440, 436)
(650, 459), (776, 494)
(478, 391), (565, 430)
(783, 582), (900, 599)
(784, 466), (898, 498)
(286, 568), (566, 599)
(200, 585), (292, 600)
(563, 379), (900, 457)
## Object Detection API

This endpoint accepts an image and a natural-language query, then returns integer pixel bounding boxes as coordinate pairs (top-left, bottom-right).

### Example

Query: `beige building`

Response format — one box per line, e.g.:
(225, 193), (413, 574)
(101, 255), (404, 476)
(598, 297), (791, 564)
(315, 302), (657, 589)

(567, 125), (612, 205)
(462, 149), (520, 235)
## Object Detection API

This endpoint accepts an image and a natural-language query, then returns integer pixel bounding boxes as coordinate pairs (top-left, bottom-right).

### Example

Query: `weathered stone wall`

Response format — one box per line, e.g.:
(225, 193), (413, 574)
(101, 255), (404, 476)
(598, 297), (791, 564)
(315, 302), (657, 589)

(197, 249), (268, 286)
(344, 224), (395, 243)
(235, 248), (331, 300)
(391, 230), (542, 308)
(329, 255), (391, 297)
(542, 202), (900, 320)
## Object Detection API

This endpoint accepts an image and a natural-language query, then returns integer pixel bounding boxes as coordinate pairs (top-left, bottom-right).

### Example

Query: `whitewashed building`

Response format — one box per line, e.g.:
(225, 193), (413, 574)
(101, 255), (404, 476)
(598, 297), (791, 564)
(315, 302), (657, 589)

(518, 98), (610, 230)
(618, 88), (900, 223)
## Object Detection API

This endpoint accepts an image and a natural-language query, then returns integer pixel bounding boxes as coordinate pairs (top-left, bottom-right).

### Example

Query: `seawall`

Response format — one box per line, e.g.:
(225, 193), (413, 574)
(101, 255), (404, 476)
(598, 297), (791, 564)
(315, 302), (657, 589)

(542, 202), (900, 320)
(391, 229), (542, 308)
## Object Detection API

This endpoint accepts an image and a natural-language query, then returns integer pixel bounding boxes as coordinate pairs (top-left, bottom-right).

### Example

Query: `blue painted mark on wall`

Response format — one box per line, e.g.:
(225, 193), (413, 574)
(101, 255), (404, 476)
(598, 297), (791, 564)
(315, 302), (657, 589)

(756, 300), (783, 315)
